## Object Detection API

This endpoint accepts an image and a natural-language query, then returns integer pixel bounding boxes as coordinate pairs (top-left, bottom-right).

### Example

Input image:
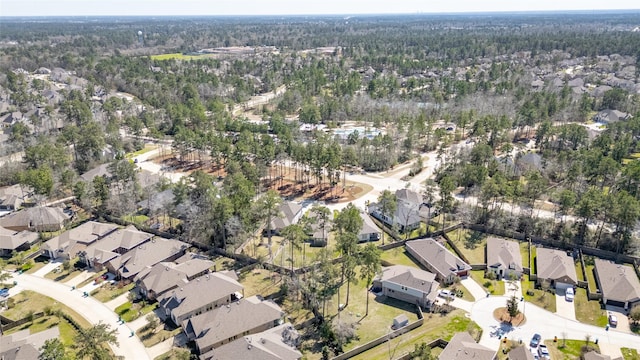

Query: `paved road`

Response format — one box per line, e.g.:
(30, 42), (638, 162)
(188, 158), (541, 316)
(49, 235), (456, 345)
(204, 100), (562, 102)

(9, 273), (151, 360)
(465, 295), (640, 351)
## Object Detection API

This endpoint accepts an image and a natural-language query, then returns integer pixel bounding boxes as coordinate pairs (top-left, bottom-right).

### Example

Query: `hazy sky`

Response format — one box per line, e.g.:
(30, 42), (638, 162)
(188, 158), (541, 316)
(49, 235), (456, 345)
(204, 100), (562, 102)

(1, 0), (638, 17)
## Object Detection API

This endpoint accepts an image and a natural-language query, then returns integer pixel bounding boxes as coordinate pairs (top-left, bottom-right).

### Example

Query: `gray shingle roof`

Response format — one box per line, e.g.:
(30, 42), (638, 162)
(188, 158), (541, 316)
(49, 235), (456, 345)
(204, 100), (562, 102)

(536, 248), (578, 284)
(440, 332), (496, 360)
(0, 227), (38, 251)
(271, 202), (302, 231)
(377, 265), (438, 299)
(202, 323), (301, 360)
(594, 258), (640, 305)
(486, 237), (523, 272)
(406, 238), (471, 279)
(107, 237), (188, 279)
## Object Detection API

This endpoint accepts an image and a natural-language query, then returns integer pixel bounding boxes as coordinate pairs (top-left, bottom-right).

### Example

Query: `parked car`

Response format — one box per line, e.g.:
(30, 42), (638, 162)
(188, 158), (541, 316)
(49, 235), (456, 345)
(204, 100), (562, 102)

(609, 313), (618, 327)
(530, 347), (540, 360)
(538, 344), (550, 359)
(565, 287), (574, 302)
(530, 333), (542, 348)
(0, 288), (9, 298)
(438, 289), (455, 300)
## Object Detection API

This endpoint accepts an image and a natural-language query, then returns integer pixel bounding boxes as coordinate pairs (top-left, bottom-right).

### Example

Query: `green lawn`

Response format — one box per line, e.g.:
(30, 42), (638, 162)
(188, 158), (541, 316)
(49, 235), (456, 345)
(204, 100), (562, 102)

(521, 275), (556, 312)
(381, 247), (421, 267)
(90, 282), (135, 302)
(115, 301), (158, 322)
(125, 145), (157, 158)
(585, 264), (598, 291)
(530, 246), (537, 274)
(138, 326), (183, 347)
(238, 268), (282, 298)
(44, 258), (84, 282)
(575, 260), (585, 281)
(2, 290), (91, 329)
(622, 348), (640, 360)
(446, 229), (486, 264)
(544, 339), (599, 360)
(470, 270), (505, 295)
(350, 310), (481, 360)
(154, 348), (193, 360)
(149, 52), (217, 61)
(574, 288), (608, 326)
(520, 242), (530, 268)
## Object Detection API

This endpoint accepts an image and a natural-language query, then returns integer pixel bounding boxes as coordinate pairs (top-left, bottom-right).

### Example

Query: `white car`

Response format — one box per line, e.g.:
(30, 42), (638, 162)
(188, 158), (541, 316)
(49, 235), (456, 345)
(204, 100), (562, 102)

(438, 289), (455, 300)
(565, 287), (574, 302)
(538, 344), (550, 359)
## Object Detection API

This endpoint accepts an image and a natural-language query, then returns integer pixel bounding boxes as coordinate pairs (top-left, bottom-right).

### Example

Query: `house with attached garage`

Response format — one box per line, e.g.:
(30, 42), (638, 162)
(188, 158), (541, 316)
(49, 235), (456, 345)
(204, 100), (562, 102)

(358, 211), (381, 243)
(406, 238), (471, 284)
(439, 332), (497, 360)
(270, 201), (303, 234)
(135, 257), (214, 300)
(369, 188), (422, 233)
(486, 237), (524, 280)
(535, 248), (578, 291)
(77, 225), (154, 269)
(594, 258), (640, 310)
(372, 265), (439, 309)
(41, 221), (119, 260)
(0, 226), (39, 256)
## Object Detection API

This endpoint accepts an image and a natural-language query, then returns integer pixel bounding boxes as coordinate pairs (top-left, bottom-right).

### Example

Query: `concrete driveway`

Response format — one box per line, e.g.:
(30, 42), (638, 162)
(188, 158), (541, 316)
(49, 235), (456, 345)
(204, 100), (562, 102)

(555, 289), (576, 321)
(606, 306), (632, 333)
(461, 277), (489, 301)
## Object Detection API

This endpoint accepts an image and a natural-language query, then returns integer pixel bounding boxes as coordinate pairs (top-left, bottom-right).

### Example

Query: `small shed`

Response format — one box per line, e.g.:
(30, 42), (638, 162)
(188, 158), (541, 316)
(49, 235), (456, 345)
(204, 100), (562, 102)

(392, 314), (409, 329)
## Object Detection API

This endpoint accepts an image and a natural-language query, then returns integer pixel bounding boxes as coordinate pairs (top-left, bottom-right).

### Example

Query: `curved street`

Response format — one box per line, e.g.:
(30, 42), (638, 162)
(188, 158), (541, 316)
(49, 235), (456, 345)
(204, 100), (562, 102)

(9, 272), (151, 360)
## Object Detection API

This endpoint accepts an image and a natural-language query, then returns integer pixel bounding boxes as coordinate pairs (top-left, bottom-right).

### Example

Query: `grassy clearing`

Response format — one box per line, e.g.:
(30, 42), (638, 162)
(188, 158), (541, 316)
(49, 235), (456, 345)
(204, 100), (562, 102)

(574, 288), (608, 326)
(585, 264), (598, 291)
(521, 275), (556, 312)
(544, 339), (599, 360)
(575, 260), (585, 281)
(125, 145), (157, 158)
(238, 268), (282, 298)
(90, 282), (135, 302)
(470, 270), (505, 295)
(405, 222), (434, 240)
(154, 348), (193, 360)
(24, 260), (46, 274)
(149, 52), (217, 61)
(530, 246), (537, 274)
(2, 290), (91, 329)
(446, 229), (486, 264)
(115, 301), (158, 322)
(137, 325), (182, 347)
(349, 310), (481, 360)
(381, 247), (421, 267)
(622, 348), (640, 360)
(520, 242), (530, 268)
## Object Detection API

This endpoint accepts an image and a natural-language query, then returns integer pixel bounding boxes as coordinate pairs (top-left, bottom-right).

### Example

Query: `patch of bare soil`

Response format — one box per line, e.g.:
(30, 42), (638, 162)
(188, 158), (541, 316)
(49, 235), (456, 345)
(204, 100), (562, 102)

(493, 307), (526, 327)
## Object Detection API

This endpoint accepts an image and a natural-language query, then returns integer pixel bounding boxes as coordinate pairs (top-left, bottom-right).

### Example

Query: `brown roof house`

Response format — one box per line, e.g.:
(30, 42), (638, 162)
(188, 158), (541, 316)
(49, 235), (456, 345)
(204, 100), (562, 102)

(159, 272), (244, 325)
(486, 237), (524, 280)
(0, 184), (27, 211)
(583, 351), (613, 360)
(105, 237), (188, 281)
(507, 345), (536, 360)
(0, 226), (39, 256)
(183, 295), (284, 355)
(0, 206), (70, 232)
(439, 332), (496, 360)
(406, 238), (471, 284)
(41, 221), (119, 260)
(201, 322), (302, 360)
(372, 265), (439, 309)
(135, 257), (214, 300)
(594, 259), (640, 309)
(78, 225), (154, 269)
(535, 248), (578, 291)
(270, 202), (303, 234)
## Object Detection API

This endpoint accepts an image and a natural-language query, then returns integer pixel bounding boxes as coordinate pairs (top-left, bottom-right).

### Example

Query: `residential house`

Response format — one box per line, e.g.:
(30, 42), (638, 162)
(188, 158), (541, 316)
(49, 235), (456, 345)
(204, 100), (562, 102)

(136, 257), (214, 300)
(594, 259), (640, 309)
(358, 211), (381, 243)
(183, 295), (284, 355)
(0, 184), (27, 211)
(78, 225), (154, 269)
(158, 272), (244, 325)
(0, 327), (60, 360)
(372, 265), (439, 309)
(535, 248), (578, 290)
(506, 345), (535, 360)
(1, 111), (22, 128)
(0, 226), (39, 257)
(270, 202), (303, 234)
(105, 237), (188, 281)
(0, 206), (70, 232)
(439, 332), (497, 360)
(41, 221), (119, 260)
(593, 109), (632, 124)
(200, 322), (302, 360)
(369, 189), (422, 233)
(309, 220), (331, 247)
(486, 237), (524, 280)
(584, 351), (612, 360)
(406, 238), (471, 284)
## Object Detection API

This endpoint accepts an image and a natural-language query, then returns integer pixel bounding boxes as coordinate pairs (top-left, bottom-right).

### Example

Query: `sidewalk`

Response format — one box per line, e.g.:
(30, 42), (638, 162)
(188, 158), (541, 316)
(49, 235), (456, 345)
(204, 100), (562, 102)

(31, 260), (62, 277)
(461, 277), (488, 301)
(105, 292), (130, 311)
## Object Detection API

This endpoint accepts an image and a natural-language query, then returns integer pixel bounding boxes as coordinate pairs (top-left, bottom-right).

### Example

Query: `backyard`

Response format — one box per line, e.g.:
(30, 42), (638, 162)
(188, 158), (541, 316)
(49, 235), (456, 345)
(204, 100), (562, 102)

(380, 247), (421, 267)
(445, 228), (486, 264)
